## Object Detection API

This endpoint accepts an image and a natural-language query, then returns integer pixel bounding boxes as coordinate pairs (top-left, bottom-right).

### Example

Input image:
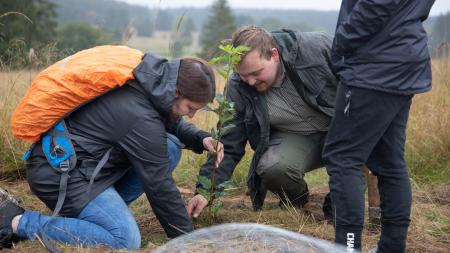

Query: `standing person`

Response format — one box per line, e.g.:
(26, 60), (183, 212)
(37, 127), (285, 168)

(187, 26), (337, 219)
(323, 0), (435, 252)
(0, 49), (223, 250)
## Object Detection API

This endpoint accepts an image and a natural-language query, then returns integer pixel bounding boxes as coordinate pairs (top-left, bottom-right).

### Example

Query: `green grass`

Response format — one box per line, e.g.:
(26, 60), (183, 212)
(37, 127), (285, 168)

(304, 167), (329, 186)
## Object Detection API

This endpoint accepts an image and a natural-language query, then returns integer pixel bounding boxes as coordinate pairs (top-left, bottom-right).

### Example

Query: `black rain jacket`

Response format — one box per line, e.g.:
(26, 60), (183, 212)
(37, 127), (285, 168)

(27, 53), (209, 237)
(332, 0), (434, 94)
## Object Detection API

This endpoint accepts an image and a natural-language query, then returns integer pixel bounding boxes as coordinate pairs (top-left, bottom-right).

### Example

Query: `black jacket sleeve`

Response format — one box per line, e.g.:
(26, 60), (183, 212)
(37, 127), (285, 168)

(119, 116), (193, 237)
(197, 78), (249, 191)
(171, 118), (210, 154)
(334, 0), (403, 56)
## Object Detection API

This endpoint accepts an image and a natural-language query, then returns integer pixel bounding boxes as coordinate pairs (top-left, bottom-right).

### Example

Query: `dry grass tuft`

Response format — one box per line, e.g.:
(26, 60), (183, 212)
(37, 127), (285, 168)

(406, 59), (450, 183)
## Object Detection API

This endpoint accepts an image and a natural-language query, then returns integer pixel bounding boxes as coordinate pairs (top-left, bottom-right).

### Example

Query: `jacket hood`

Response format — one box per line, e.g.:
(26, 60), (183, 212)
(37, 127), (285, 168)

(133, 53), (180, 116)
(271, 29), (299, 65)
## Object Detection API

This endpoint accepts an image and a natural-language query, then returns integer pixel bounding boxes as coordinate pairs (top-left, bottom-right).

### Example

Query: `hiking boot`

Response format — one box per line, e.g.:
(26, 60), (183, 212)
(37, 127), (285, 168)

(0, 188), (25, 249)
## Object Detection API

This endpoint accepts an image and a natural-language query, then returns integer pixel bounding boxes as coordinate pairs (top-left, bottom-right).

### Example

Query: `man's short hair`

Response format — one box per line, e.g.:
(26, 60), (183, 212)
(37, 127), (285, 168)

(231, 26), (276, 60)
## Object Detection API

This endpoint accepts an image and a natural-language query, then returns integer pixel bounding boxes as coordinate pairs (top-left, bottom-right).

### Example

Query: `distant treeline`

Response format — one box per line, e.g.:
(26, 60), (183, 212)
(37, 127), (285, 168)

(52, 0), (338, 35)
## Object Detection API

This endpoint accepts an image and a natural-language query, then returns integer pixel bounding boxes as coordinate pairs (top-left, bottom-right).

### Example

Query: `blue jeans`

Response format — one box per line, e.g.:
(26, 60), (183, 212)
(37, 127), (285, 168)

(17, 134), (183, 250)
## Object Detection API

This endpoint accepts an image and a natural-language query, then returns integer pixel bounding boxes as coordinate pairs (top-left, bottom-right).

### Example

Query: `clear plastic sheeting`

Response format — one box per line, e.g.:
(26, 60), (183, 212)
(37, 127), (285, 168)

(152, 223), (355, 253)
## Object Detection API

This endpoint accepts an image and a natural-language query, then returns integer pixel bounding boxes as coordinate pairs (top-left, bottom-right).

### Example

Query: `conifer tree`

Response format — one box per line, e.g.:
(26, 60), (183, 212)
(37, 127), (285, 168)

(199, 0), (236, 59)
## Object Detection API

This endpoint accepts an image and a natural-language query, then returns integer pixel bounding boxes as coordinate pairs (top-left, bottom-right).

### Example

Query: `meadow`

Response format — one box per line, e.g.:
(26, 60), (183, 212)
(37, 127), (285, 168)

(0, 49), (449, 252)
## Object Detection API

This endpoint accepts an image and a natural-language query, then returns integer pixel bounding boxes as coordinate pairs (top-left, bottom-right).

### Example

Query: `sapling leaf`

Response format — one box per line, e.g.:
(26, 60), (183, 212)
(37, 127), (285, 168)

(223, 64), (230, 73)
(216, 94), (225, 104)
(220, 113), (234, 124)
(220, 97), (231, 108)
(235, 45), (251, 54)
(223, 110), (234, 117)
(219, 124), (235, 135)
(218, 69), (228, 79)
(198, 175), (212, 190)
(209, 55), (228, 65)
(197, 188), (211, 201)
(204, 105), (219, 114)
(211, 128), (219, 140)
(231, 54), (242, 66)
(219, 44), (233, 54)
(217, 180), (234, 190)
(212, 202), (222, 217)
(214, 191), (229, 198)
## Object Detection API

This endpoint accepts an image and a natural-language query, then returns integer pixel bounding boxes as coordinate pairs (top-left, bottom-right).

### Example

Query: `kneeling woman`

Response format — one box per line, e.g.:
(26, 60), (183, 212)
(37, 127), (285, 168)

(0, 52), (222, 250)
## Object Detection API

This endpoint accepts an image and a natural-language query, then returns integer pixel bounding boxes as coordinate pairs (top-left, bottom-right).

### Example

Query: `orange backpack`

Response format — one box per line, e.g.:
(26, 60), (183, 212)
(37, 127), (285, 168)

(10, 45), (144, 143)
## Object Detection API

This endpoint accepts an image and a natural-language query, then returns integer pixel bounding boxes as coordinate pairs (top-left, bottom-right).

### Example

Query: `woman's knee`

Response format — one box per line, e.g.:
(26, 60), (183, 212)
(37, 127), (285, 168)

(122, 232), (141, 250)
(79, 188), (142, 250)
(113, 223), (141, 250)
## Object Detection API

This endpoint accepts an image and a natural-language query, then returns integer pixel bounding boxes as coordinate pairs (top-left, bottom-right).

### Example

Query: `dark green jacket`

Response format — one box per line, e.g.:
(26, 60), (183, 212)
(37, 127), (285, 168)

(198, 29), (337, 210)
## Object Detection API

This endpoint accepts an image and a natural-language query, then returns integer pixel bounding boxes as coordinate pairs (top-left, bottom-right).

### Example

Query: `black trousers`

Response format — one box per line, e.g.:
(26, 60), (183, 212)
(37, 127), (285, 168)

(323, 82), (413, 253)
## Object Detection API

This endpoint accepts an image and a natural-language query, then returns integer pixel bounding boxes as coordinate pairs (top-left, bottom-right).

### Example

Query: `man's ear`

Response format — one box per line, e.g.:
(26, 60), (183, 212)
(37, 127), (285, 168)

(272, 48), (280, 63)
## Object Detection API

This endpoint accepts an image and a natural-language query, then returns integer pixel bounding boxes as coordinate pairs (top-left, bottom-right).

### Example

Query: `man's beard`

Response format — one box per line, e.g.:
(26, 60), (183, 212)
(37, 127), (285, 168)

(255, 83), (270, 93)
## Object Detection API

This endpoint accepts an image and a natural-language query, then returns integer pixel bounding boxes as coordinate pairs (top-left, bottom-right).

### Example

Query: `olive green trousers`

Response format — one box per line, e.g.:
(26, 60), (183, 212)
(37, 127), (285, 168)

(256, 130), (326, 204)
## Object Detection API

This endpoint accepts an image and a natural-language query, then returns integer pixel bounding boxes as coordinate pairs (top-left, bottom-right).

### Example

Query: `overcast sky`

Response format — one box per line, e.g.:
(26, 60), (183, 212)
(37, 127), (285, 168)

(119, 0), (450, 16)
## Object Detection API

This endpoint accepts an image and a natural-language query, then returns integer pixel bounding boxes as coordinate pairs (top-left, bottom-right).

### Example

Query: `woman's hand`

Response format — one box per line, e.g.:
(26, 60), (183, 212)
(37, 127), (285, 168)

(202, 137), (224, 167)
(187, 194), (208, 219)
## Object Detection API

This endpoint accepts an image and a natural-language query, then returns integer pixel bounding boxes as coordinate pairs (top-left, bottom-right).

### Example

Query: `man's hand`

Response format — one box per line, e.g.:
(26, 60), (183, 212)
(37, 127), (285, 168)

(187, 194), (208, 218)
(202, 137), (224, 167)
